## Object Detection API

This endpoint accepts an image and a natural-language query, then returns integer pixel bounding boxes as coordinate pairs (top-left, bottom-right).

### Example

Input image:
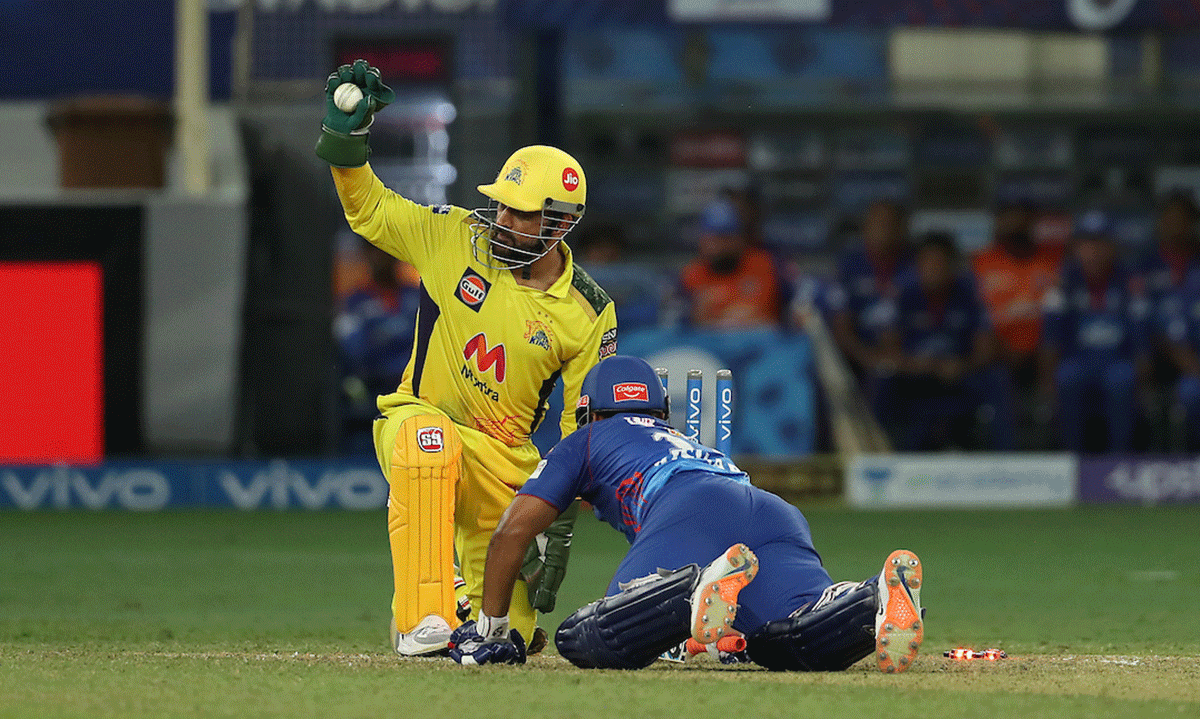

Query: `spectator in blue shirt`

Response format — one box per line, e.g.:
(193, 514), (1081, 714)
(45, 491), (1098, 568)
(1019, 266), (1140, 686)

(1135, 189), (1200, 341)
(1163, 269), (1200, 450)
(826, 200), (914, 431)
(876, 232), (1013, 451)
(1043, 211), (1151, 453)
(827, 200), (914, 370)
(335, 245), (421, 453)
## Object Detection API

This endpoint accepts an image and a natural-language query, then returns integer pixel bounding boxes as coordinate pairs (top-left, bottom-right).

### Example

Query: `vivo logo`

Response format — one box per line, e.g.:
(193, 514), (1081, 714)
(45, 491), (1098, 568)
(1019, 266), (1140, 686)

(219, 462), (386, 510)
(1, 467), (170, 511)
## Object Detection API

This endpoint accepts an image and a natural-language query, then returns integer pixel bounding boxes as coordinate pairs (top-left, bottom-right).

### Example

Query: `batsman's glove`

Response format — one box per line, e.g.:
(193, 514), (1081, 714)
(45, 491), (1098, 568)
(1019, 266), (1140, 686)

(314, 59), (396, 168)
(521, 499), (579, 613)
(448, 618), (526, 666)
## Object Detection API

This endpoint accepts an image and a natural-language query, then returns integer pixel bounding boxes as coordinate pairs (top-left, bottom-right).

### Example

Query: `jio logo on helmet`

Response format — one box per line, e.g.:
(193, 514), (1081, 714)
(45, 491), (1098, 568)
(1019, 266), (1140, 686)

(562, 167), (580, 192)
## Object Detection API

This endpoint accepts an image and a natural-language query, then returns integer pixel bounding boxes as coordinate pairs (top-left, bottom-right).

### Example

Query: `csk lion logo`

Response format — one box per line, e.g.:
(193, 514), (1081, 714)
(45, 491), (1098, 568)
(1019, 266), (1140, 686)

(503, 160), (526, 186)
(524, 320), (553, 351)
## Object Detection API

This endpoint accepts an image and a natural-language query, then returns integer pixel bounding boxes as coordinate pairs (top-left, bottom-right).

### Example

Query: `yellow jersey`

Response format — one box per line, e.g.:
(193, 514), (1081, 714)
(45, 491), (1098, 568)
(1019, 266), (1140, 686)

(333, 165), (618, 446)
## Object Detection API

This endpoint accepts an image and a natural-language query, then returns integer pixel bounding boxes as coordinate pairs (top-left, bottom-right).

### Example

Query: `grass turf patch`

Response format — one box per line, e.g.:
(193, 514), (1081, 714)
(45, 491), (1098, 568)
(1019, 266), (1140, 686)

(1, 650), (1196, 719)
(0, 507), (1196, 718)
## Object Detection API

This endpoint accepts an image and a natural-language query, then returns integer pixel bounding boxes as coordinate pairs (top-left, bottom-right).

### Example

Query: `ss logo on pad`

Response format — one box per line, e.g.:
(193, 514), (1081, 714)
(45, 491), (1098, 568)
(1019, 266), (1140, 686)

(417, 427), (444, 452)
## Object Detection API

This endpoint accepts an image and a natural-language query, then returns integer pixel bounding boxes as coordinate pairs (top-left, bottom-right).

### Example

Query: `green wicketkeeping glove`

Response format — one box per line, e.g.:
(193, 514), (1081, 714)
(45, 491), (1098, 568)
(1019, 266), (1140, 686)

(521, 500), (580, 613)
(314, 59), (396, 168)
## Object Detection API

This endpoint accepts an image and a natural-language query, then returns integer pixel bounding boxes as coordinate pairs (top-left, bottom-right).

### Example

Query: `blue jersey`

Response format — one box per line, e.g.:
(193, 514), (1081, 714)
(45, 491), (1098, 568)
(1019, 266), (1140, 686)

(1165, 267), (1200, 351)
(518, 414), (749, 542)
(827, 246), (914, 344)
(1133, 245), (1196, 337)
(1042, 262), (1150, 362)
(885, 273), (989, 360)
(335, 285), (420, 380)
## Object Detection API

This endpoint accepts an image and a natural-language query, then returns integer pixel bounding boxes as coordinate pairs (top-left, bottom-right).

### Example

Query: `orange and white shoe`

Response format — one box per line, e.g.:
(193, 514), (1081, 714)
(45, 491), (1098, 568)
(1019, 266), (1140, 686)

(875, 549), (923, 673)
(690, 543), (758, 644)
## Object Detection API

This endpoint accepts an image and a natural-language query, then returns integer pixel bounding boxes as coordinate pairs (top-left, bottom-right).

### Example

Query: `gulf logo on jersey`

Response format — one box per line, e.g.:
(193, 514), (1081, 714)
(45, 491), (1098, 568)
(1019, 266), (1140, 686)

(562, 167), (580, 192)
(613, 382), (649, 403)
(455, 268), (492, 312)
(417, 427), (444, 452)
(463, 333), (506, 382)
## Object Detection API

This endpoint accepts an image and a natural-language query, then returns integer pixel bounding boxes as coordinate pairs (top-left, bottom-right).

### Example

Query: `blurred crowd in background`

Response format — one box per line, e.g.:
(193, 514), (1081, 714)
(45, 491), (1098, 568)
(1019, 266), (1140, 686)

(334, 184), (1200, 456)
(16, 0), (1200, 460)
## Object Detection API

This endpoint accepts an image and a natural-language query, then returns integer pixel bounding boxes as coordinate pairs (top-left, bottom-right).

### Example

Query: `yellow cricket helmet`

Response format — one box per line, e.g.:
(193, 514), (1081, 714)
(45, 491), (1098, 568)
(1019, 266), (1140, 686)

(477, 145), (586, 215)
(470, 145), (587, 270)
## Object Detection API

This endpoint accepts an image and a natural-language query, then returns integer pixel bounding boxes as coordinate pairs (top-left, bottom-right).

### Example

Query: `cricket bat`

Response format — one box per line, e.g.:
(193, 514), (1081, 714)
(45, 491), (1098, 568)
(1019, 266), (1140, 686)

(797, 302), (892, 455)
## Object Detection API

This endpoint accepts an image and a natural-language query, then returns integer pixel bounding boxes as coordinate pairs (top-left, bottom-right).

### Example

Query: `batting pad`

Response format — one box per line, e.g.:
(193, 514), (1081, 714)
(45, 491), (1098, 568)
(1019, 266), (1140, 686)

(387, 414), (463, 633)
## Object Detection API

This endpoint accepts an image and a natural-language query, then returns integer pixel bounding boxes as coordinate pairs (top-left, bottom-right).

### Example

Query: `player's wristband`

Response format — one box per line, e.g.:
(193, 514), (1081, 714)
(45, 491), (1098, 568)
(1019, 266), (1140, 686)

(315, 125), (371, 168)
(477, 614), (510, 642)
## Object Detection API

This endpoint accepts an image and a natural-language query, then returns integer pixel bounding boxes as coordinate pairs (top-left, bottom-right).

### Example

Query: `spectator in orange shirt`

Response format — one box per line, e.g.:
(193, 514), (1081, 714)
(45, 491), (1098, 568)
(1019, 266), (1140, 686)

(680, 200), (785, 329)
(971, 202), (1063, 390)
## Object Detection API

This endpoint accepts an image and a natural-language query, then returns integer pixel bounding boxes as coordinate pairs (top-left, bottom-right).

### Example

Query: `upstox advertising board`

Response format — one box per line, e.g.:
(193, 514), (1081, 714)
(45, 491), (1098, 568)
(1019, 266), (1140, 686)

(1078, 457), (1200, 505)
(847, 454), (1077, 508)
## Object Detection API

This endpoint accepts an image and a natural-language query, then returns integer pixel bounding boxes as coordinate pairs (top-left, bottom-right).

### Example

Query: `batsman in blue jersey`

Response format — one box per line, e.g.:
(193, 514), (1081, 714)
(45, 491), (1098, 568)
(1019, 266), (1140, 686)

(448, 356), (925, 673)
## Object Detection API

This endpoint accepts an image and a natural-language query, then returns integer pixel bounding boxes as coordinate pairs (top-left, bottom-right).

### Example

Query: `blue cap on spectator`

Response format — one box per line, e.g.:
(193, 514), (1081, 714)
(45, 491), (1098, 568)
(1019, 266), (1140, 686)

(1074, 209), (1112, 239)
(699, 200), (744, 235)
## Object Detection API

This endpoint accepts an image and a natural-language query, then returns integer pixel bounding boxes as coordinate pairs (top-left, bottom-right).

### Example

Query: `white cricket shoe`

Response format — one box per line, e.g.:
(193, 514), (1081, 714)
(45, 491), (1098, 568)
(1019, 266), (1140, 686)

(391, 614), (453, 657)
(875, 549), (923, 673)
(690, 543), (758, 644)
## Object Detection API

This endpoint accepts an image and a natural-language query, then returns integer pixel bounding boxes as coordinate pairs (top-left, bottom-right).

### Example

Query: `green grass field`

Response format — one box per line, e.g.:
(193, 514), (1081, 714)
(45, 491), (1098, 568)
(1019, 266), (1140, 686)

(2, 507), (1197, 718)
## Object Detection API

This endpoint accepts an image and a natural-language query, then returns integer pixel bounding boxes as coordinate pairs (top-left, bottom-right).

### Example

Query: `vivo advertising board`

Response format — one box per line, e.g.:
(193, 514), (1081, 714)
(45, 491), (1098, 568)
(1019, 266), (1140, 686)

(848, 454), (1077, 509)
(0, 461), (387, 511)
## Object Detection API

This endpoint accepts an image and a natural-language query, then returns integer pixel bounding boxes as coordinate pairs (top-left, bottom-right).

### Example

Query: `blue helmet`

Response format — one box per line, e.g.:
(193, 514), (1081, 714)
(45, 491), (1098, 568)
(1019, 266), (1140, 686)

(576, 355), (669, 429)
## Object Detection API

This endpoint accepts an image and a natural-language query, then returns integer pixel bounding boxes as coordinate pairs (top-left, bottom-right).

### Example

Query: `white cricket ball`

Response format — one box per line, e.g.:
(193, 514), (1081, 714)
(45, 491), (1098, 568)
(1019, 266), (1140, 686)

(334, 83), (365, 113)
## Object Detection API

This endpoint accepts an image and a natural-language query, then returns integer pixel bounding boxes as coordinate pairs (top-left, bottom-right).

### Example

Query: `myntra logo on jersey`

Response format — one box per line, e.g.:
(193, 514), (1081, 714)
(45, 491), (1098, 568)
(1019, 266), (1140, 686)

(613, 382), (649, 403)
(461, 333), (505, 402)
(463, 333), (506, 381)
(417, 427), (444, 452)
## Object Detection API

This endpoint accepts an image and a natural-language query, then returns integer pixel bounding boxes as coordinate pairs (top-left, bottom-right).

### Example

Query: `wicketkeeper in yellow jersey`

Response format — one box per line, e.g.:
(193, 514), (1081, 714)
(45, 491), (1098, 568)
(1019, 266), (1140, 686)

(315, 60), (618, 655)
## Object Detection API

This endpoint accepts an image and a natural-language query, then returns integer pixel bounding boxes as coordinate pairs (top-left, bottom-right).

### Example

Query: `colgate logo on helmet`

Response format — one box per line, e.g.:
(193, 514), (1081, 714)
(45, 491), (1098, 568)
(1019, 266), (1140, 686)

(562, 168), (580, 192)
(417, 427), (444, 452)
(613, 382), (649, 403)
